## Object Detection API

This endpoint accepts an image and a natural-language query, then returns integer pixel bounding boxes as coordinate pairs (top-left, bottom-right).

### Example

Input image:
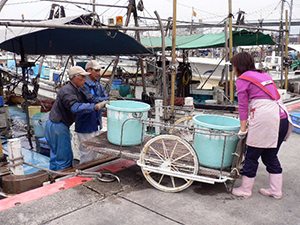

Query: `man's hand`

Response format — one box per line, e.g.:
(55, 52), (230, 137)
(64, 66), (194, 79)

(95, 100), (110, 110)
(238, 129), (248, 139)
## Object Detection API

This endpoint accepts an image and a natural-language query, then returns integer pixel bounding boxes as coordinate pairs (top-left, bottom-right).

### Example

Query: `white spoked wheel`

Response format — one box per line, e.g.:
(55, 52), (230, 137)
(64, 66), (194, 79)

(169, 117), (194, 143)
(139, 134), (199, 193)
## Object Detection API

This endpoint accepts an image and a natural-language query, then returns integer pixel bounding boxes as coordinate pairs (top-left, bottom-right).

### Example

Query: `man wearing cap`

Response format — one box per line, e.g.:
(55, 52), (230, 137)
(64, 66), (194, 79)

(44, 66), (106, 171)
(75, 60), (110, 163)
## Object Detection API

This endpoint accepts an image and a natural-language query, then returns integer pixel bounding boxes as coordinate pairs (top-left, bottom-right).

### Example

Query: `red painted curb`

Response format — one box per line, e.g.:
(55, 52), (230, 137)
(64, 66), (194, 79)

(287, 102), (300, 111)
(0, 159), (136, 211)
(0, 176), (92, 212)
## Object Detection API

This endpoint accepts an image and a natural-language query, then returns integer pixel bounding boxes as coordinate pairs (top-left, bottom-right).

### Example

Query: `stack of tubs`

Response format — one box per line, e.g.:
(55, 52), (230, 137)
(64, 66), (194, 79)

(106, 100), (150, 146)
(192, 115), (240, 168)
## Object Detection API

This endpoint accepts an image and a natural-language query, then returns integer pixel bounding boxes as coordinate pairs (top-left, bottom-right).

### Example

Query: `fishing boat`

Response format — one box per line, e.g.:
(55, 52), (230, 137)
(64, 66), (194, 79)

(0, 7), (152, 196)
(0, 0), (299, 199)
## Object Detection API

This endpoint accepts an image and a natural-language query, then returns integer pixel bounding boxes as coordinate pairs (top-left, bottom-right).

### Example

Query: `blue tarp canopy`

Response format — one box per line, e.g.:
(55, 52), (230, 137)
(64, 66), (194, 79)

(0, 15), (151, 56)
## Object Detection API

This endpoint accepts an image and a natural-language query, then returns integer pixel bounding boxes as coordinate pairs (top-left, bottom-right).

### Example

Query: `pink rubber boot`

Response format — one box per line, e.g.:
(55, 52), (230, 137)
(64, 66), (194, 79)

(259, 173), (282, 199)
(232, 176), (255, 198)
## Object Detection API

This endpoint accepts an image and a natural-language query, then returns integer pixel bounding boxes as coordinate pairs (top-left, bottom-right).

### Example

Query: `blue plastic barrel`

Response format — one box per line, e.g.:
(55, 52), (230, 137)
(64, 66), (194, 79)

(106, 100), (150, 146)
(193, 115), (240, 168)
(112, 79), (122, 85)
(53, 73), (60, 82)
(31, 112), (49, 137)
(0, 96), (3, 107)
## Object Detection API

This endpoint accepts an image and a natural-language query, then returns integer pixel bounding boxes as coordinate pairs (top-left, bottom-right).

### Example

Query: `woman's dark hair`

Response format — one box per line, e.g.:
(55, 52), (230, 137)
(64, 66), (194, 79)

(230, 52), (262, 76)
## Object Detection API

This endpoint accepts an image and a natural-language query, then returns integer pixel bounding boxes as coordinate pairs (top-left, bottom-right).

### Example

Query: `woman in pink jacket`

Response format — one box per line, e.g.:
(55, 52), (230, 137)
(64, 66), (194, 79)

(230, 52), (293, 199)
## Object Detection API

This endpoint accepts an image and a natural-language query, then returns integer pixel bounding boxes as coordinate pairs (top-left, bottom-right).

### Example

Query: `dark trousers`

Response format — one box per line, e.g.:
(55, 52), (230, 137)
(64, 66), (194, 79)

(241, 118), (289, 178)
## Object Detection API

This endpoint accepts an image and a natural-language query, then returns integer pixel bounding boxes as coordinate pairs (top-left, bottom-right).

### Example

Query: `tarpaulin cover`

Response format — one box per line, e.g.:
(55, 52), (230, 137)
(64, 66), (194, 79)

(0, 15), (151, 56)
(141, 30), (276, 51)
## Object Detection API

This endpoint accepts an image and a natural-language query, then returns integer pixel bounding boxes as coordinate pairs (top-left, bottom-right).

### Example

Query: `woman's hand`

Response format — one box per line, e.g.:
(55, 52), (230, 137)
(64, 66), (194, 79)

(240, 120), (247, 132)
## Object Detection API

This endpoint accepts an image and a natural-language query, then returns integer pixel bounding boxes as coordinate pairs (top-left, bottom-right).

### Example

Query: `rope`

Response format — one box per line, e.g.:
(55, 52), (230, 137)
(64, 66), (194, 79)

(182, 69), (190, 86)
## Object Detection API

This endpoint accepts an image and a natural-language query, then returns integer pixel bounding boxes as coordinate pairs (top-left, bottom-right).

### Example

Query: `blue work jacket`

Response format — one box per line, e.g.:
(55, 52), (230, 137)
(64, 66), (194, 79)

(49, 82), (96, 127)
(75, 77), (110, 133)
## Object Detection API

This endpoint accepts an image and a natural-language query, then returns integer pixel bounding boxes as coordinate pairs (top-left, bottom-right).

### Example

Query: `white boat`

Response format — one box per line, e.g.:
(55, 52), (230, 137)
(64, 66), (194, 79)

(188, 57), (226, 82)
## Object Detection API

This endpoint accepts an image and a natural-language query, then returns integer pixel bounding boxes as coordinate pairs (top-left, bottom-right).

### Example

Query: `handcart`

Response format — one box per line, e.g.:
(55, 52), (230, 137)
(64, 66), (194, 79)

(83, 102), (244, 193)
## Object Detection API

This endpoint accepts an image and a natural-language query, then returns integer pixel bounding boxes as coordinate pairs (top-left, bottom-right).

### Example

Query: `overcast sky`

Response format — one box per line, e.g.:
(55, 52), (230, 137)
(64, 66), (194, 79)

(0, 0), (299, 33)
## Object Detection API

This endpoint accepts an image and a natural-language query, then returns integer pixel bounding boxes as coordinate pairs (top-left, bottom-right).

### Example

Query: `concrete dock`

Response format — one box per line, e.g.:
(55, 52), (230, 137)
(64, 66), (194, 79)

(0, 106), (299, 225)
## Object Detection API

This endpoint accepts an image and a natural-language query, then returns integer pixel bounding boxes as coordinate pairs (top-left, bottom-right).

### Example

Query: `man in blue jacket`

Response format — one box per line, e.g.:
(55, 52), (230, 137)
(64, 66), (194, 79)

(44, 66), (105, 171)
(76, 60), (110, 163)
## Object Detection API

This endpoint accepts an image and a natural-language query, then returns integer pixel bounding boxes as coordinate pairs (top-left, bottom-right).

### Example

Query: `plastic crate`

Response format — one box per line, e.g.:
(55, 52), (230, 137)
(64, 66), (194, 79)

(290, 113), (300, 134)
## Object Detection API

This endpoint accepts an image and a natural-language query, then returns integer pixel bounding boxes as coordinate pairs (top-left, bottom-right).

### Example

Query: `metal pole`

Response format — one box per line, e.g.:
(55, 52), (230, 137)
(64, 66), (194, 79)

(93, 0), (96, 13)
(91, 0), (96, 27)
(225, 18), (229, 104)
(132, 0), (147, 94)
(280, 0), (284, 88)
(0, 20), (286, 33)
(0, 0), (8, 13)
(228, 0), (234, 102)
(170, 0), (177, 109)
(154, 11), (167, 107)
(190, 7), (194, 34)
(289, 0), (293, 31)
(285, 10), (289, 90)
(0, 21), (161, 31)
(20, 38), (33, 149)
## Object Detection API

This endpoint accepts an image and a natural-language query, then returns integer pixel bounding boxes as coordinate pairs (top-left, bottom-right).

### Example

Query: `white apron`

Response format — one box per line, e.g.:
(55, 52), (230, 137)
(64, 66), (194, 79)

(238, 73), (293, 148)
(247, 98), (293, 148)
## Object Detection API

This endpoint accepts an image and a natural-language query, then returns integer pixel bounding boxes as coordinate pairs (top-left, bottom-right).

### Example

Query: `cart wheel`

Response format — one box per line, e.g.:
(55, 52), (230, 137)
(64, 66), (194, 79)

(169, 117), (194, 142)
(140, 134), (199, 192)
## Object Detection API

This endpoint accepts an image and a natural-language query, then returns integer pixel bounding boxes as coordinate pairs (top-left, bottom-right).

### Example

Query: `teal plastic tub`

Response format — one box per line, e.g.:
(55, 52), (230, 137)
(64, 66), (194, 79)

(106, 100), (150, 146)
(119, 85), (131, 97)
(31, 112), (49, 138)
(193, 115), (240, 168)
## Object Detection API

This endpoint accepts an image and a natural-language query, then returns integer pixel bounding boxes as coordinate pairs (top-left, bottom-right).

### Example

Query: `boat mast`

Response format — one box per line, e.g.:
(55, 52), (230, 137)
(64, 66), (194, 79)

(170, 0), (177, 110)
(279, 0), (285, 88)
(131, 0), (147, 95)
(190, 7), (194, 34)
(0, 0), (7, 100)
(228, 0), (234, 102)
(284, 10), (289, 90)
(154, 11), (167, 108)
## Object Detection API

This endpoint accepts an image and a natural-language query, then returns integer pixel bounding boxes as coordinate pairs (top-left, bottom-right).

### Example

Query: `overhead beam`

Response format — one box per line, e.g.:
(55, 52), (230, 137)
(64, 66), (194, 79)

(0, 21), (161, 31)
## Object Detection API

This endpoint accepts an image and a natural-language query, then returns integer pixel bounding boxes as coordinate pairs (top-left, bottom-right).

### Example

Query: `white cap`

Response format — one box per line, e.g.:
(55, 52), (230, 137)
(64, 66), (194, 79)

(69, 66), (90, 79)
(85, 60), (101, 70)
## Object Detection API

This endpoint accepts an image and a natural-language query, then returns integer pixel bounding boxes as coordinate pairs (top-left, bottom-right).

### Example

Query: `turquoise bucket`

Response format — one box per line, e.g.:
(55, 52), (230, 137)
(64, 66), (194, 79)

(106, 100), (150, 146)
(119, 85), (131, 97)
(31, 112), (49, 138)
(193, 115), (240, 168)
